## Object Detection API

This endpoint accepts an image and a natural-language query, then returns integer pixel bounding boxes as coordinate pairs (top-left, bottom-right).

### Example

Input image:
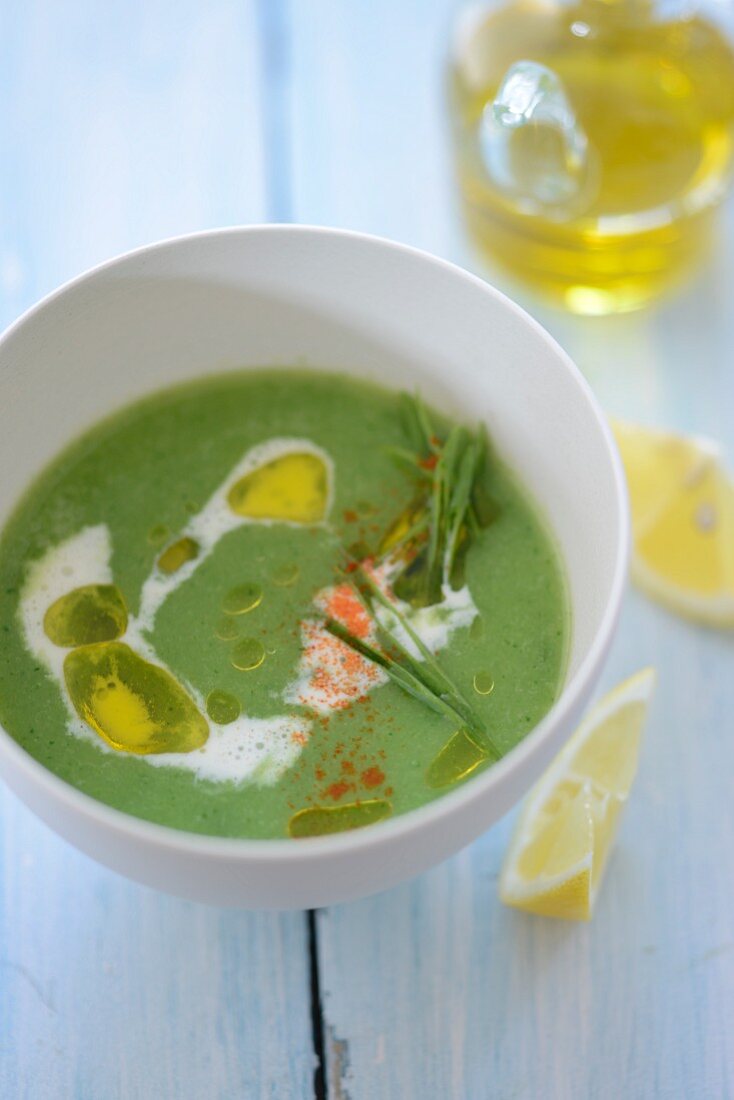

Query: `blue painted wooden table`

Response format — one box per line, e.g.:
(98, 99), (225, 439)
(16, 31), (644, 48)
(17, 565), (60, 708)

(1, 3), (732, 1097)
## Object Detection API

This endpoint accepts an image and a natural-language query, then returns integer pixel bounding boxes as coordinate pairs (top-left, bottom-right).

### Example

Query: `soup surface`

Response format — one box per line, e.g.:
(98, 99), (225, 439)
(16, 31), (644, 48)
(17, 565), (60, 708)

(0, 370), (568, 838)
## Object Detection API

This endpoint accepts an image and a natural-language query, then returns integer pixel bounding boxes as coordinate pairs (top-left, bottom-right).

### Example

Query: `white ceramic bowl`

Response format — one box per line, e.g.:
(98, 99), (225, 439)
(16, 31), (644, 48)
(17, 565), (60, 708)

(0, 226), (628, 908)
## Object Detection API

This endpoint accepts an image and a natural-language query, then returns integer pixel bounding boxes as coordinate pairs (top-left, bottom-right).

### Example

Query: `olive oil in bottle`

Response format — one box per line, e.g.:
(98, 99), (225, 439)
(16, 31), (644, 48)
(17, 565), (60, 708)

(448, 0), (734, 312)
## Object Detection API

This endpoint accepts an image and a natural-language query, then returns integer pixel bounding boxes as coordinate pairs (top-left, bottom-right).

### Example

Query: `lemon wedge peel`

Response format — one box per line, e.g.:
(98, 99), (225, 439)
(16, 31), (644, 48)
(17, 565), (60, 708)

(499, 668), (656, 921)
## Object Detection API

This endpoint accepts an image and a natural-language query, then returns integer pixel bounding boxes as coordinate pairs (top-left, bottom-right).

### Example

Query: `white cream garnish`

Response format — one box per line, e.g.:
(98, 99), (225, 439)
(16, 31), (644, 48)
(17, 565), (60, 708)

(376, 583), (478, 658)
(143, 714), (310, 785)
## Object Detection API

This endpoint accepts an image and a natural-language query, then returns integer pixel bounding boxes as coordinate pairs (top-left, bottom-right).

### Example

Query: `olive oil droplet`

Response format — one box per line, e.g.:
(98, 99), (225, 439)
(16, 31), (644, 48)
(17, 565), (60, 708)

(271, 562), (300, 587)
(222, 583), (263, 616)
(63, 641), (208, 754)
(426, 728), (489, 789)
(378, 500), (426, 556)
(147, 523), (170, 547)
(206, 689), (241, 725)
(214, 616), (240, 641)
(227, 451), (328, 524)
(473, 671), (495, 696)
(288, 799), (392, 837)
(43, 584), (128, 648)
(231, 638), (266, 671)
(157, 537), (199, 575)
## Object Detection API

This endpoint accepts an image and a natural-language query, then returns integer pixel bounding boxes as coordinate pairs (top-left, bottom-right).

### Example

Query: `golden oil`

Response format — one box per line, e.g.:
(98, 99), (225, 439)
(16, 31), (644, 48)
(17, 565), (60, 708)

(448, 0), (734, 312)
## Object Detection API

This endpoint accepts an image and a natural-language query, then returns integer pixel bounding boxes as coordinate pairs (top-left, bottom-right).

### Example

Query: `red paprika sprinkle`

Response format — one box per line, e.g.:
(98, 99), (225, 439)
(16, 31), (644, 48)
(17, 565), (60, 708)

(325, 781), (352, 801)
(361, 766), (385, 789)
(325, 585), (372, 638)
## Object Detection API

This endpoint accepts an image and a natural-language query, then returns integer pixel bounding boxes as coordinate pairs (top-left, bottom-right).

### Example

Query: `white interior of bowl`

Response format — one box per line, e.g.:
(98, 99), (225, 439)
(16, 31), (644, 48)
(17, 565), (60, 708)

(0, 227), (627, 907)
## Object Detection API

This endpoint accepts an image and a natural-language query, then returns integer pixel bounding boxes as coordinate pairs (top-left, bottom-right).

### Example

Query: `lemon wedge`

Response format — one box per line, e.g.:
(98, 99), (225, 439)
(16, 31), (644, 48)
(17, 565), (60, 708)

(499, 669), (655, 921)
(614, 421), (734, 627)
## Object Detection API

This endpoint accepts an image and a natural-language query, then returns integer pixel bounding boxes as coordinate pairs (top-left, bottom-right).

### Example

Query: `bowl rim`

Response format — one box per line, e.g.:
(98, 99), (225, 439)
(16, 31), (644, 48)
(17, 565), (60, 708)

(0, 223), (629, 862)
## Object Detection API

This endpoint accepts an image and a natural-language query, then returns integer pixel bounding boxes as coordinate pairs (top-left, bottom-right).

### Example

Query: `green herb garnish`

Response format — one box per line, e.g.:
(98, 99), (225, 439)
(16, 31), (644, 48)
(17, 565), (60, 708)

(387, 394), (498, 607)
(324, 561), (500, 759)
(325, 617), (470, 731)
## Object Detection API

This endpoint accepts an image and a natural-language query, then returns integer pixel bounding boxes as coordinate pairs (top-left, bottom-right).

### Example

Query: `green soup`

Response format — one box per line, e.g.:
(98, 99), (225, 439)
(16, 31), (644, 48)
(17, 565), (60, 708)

(0, 370), (568, 839)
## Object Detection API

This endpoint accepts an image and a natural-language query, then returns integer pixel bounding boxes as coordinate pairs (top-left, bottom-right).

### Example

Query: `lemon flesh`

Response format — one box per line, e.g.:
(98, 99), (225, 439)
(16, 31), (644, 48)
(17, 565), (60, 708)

(614, 421), (734, 627)
(500, 669), (655, 921)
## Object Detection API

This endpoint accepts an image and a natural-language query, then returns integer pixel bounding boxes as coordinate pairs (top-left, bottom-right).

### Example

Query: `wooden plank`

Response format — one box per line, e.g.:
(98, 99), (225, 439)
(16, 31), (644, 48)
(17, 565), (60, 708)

(286, 3), (734, 1096)
(0, 0), (268, 327)
(0, 4), (315, 1098)
(287, 0), (459, 257)
(0, 800), (315, 1099)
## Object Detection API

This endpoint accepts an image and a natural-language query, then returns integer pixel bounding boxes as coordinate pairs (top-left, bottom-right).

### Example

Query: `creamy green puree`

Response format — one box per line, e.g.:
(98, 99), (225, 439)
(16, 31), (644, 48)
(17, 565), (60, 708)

(0, 370), (568, 839)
